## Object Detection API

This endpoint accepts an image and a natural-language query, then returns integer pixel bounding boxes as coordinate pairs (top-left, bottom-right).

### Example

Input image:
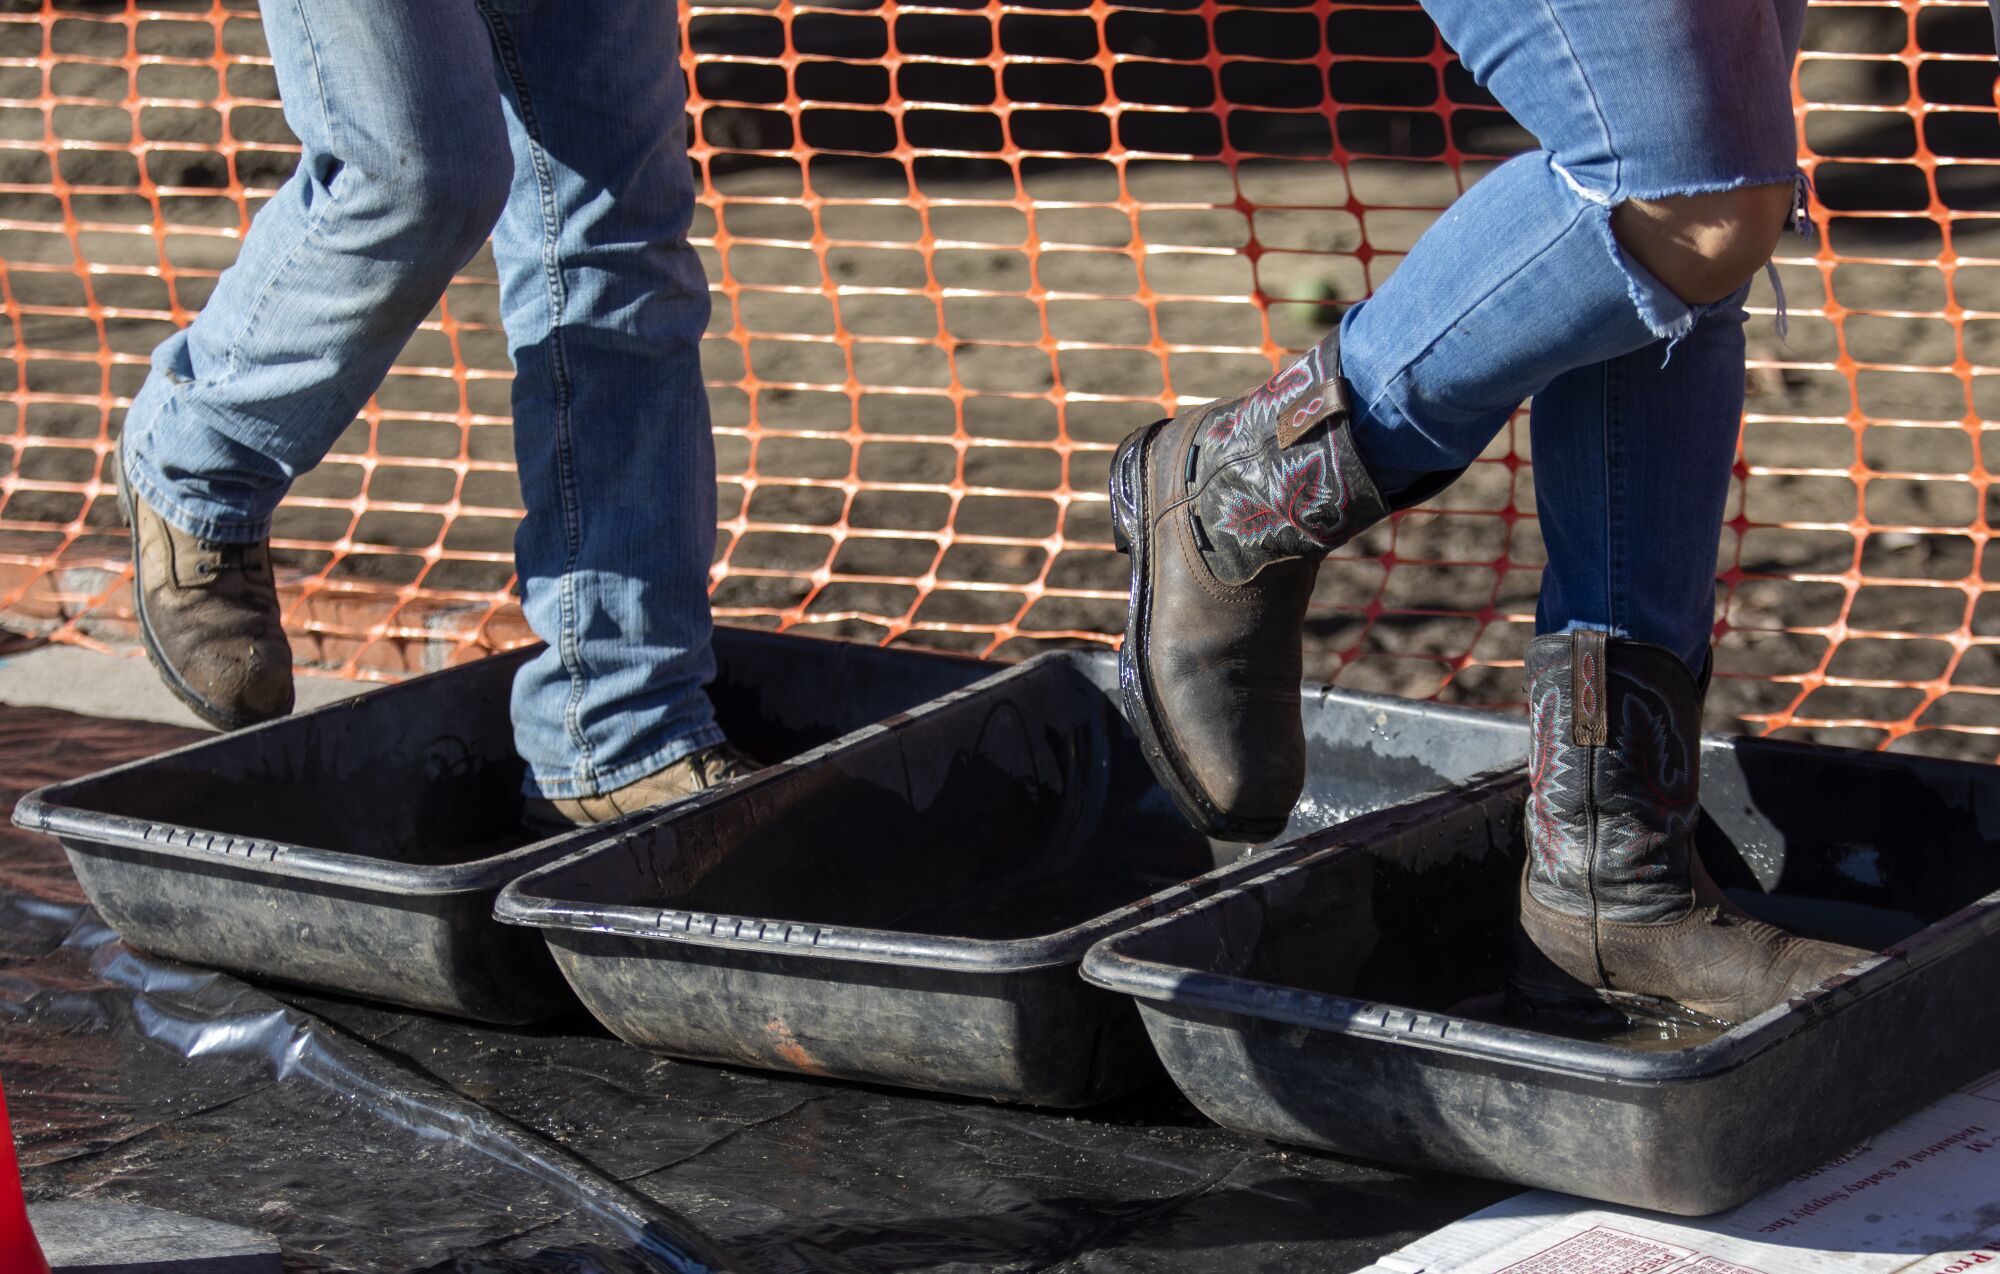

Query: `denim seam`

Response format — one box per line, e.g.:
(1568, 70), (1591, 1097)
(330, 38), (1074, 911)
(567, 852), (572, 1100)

(1536, 0), (1620, 199)
(206, 0), (338, 391)
(524, 720), (727, 800)
(283, 0), (337, 161)
(479, 2), (600, 792)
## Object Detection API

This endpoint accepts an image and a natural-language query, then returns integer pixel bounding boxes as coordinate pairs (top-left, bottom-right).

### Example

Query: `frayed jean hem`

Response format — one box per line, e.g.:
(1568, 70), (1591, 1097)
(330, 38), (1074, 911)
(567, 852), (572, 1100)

(120, 434), (277, 546)
(1551, 159), (1810, 353)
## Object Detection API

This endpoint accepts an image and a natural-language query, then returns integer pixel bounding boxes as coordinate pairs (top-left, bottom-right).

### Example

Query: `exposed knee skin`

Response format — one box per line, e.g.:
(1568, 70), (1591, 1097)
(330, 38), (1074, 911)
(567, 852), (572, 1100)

(1609, 182), (1794, 306)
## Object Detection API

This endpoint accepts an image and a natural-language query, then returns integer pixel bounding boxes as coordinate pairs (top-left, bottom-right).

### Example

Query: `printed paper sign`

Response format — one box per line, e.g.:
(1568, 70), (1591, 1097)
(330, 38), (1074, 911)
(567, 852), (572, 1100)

(1362, 1070), (2000, 1274)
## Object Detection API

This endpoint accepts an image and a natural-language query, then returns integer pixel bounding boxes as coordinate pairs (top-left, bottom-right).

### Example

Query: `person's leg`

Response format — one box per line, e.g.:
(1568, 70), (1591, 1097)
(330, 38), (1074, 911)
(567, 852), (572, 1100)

(471, 0), (728, 808)
(1508, 0), (1867, 1026)
(1512, 0), (1872, 1020)
(1530, 301), (1747, 676)
(1113, 0), (1806, 842)
(123, 1), (511, 543)
(1337, 0), (1806, 498)
(1523, 0), (1810, 668)
(117, 0), (512, 728)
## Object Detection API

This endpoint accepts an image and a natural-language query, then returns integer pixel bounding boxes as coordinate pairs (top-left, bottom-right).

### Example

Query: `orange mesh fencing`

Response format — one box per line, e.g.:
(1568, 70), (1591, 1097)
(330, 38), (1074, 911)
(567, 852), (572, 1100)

(0, 0), (1995, 759)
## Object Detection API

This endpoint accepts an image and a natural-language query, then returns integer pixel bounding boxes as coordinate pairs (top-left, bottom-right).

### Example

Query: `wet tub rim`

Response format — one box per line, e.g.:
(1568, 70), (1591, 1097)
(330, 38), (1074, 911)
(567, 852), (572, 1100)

(1079, 769), (2000, 1085)
(11, 630), (994, 897)
(493, 654), (1526, 976)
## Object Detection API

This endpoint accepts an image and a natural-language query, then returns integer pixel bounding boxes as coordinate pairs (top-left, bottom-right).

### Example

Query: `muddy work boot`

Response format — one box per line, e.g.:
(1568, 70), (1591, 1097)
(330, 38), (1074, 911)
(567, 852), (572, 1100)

(1109, 331), (1400, 842)
(1511, 631), (1869, 1026)
(118, 441), (294, 731)
(522, 743), (758, 830)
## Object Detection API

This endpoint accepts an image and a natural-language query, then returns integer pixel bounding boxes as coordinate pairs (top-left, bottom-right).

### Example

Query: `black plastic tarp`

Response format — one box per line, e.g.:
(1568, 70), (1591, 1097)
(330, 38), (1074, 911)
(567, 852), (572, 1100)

(0, 704), (1507, 1272)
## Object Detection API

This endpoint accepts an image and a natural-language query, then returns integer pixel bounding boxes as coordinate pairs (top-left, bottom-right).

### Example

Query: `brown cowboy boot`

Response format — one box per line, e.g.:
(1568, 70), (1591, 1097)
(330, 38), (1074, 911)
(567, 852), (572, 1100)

(522, 743), (758, 830)
(118, 438), (295, 731)
(1511, 631), (1869, 1025)
(1110, 330), (1423, 841)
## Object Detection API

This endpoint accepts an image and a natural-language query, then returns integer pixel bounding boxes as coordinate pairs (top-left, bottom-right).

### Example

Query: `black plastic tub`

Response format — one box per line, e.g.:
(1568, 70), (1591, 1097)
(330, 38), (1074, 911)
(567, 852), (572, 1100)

(13, 627), (992, 1023)
(1082, 738), (2000, 1213)
(494, 650), (1528, 1106)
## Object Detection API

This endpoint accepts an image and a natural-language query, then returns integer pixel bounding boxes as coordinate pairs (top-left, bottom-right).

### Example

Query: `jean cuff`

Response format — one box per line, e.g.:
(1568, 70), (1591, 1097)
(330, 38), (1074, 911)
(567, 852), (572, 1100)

(523, 719), (729, 800)
(120, 435), (276, 546)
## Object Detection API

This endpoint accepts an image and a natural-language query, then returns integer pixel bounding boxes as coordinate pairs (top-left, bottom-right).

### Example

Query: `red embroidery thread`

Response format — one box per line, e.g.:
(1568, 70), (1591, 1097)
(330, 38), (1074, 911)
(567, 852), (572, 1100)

(1215, 445), (1347, 546)
(1206, 344), (1327, 444)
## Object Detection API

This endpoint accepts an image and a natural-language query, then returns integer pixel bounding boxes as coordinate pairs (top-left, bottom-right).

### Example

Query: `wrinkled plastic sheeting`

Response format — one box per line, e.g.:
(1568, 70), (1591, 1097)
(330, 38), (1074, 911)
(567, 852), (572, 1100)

(0, 706), (1508, 1272)
(0, 712), (737, 1273)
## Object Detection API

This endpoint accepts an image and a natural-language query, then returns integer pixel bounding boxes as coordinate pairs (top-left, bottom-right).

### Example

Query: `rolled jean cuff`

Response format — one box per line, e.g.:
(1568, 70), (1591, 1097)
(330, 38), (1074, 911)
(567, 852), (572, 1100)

(522, 719), (728, 800)
(120, 434), (276, 545)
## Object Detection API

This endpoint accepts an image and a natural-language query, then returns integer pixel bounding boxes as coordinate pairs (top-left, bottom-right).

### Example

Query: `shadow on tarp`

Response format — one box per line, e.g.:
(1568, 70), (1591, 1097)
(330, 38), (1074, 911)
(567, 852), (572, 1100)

(0, 706), (1508, 1273)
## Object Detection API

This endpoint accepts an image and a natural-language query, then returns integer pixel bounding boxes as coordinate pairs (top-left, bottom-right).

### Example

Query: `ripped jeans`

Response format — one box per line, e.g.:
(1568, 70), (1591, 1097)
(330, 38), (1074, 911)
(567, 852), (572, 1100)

(1341, 0), (1808, 674)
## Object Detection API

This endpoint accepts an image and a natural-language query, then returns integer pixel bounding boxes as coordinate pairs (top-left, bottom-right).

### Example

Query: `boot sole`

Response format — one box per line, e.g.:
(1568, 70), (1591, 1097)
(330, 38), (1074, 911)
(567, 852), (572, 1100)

(115, 440), (284, 733)
(1110, 421), (1287, 845)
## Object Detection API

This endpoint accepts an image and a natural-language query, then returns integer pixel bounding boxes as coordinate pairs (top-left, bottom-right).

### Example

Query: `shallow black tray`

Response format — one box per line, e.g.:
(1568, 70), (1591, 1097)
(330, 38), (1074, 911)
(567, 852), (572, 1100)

(1082, 737), (2000, 1213)
(14, 627), (990, 1023)
(494, 649), (1527, 1106)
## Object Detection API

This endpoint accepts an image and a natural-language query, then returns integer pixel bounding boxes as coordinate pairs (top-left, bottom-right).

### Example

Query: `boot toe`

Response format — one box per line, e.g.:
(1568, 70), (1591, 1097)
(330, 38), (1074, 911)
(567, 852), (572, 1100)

(1132, 632), (1311, 840)
(237, 648), (297, 720)
(175, 635), (295, 726)
(1608, 916), (1873, 1026)
(1162, 719), (1300, 837)
(1773, 936), (1871, 1002)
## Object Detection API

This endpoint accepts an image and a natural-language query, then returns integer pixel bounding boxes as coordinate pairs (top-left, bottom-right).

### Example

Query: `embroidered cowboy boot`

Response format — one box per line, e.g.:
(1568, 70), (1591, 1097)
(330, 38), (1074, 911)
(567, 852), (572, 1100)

(1511, 631), (1870, 1025)
(1109, 330), (1408, 841)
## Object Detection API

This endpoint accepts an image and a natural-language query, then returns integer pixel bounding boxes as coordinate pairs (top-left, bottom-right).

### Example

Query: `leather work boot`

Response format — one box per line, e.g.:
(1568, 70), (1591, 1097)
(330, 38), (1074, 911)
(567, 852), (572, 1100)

(117, 438), (295, 731)
(1109, 330), (1424, 841)
(1511, 631), (1870, 1025)
(522, 743), (758, 830)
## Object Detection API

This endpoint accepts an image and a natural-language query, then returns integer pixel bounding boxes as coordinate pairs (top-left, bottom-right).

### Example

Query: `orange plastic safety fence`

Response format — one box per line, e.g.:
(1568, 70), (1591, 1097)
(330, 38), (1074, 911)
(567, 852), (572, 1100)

(0, 0), (1994, 759)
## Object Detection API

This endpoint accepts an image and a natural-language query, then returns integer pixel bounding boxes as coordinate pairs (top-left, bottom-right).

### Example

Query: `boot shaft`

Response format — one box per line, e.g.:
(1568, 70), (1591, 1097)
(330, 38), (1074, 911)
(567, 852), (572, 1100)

(1524, 631), (1704, 924)
(1183, 332), (1390, 586)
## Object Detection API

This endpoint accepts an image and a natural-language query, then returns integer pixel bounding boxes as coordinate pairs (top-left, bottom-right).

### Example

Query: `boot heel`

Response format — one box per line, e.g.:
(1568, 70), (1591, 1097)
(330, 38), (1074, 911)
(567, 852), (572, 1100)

(1108, 421), (1164, 556)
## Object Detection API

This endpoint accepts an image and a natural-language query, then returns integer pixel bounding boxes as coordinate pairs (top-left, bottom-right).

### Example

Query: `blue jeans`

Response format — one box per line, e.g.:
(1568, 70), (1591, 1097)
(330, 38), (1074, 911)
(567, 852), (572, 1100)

(1341, 0), (1808, 674)
(120, 0), (721, 799)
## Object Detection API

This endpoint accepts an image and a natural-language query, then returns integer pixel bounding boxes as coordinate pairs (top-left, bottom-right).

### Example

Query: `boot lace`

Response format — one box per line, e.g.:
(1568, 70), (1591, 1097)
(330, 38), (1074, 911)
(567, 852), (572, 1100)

(195, 540), (254, 578)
